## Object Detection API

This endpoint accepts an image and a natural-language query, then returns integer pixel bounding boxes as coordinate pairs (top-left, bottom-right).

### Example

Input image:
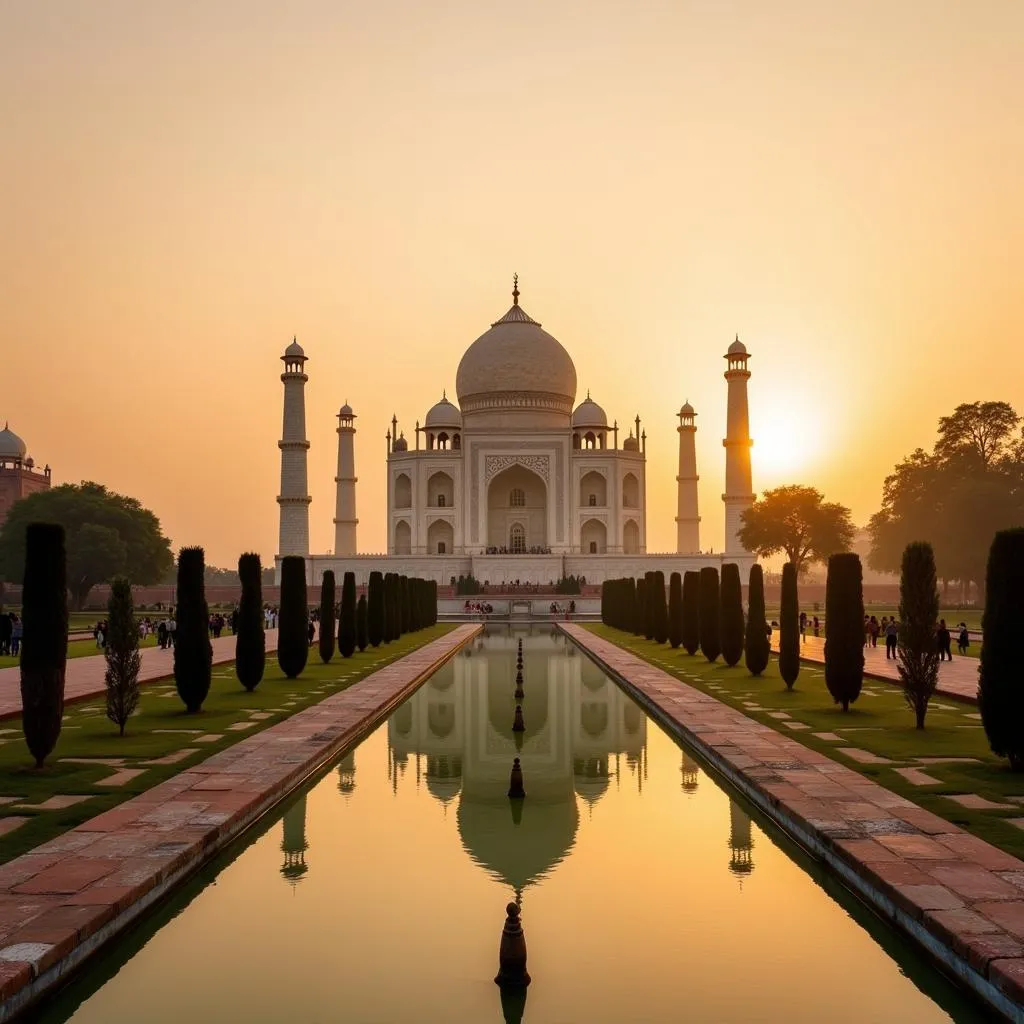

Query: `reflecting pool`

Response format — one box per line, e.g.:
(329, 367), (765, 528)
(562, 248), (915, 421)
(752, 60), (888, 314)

(40, 628), (983, 1023)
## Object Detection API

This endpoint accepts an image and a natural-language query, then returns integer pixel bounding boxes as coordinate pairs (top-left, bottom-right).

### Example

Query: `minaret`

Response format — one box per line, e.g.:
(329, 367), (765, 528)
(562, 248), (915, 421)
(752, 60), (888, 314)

(333, 402), (358, 556)
(280, 794), (309, 884)
(277, 338), (311, 558)
(675, 402), (700, 553)
(728, 799), (754, 880)
(722, 336), (754, 555)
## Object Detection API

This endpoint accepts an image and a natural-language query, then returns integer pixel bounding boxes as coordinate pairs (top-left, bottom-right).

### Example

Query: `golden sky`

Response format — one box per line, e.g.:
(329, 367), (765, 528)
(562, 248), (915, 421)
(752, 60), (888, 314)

(2, 0), (1022, 567)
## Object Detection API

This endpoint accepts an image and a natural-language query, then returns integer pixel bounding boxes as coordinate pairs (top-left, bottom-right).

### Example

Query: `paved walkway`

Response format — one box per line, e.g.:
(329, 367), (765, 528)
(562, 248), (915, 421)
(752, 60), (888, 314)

(0, 631), (280, 721)
(771, 630), (979, 703)
(564, 624), (1024, 1019)
(0, 623), (479, 1019)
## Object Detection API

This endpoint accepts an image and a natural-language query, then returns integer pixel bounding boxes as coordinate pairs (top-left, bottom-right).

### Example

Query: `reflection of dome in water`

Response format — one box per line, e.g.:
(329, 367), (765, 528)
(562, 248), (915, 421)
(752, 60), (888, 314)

(580, 702), (609, 738)
(428, 702), (455, 739)
(487, 665), (549, 737)
(573, 756), (610, 805)
(580, 659), (607, 693)
(623, 702), (642, 734)
(393, 702), (413, 736)
(457, 796), (578, 891)
(426, 754), (462, 804)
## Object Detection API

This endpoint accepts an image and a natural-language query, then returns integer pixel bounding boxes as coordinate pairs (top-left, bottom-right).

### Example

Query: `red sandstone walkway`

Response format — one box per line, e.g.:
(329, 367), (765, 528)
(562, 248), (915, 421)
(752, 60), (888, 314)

(0, 623), (479, 1020)
(565, 624), (1024, 1019)
(770, 629), (979, 703)
(0, 631), (280, 721)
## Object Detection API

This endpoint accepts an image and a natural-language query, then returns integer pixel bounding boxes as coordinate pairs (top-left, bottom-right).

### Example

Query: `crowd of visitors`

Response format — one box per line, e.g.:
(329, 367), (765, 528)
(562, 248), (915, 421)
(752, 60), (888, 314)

(484, 545), (552, 555)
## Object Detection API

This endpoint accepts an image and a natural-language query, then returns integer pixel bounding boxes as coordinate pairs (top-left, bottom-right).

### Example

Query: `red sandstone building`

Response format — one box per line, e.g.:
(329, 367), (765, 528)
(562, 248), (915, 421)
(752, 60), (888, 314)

(0, 424), (51, 527)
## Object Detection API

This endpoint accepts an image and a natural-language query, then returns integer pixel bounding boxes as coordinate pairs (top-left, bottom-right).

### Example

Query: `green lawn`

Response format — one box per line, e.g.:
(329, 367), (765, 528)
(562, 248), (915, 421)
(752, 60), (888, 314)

(0, 624), (454, 863)
(0, 635), (162, 670)
(586, 625), (1024, 860)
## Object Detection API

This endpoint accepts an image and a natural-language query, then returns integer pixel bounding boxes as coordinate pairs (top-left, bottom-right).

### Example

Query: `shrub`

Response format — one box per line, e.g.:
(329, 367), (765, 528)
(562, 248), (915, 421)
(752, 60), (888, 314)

(779, 562), (800, 689)
(824, 553), (864, 711)
(699, 567), (720, 662)
(667, 572), (683, 649)
(104, 576), (140, 736)
(338, 571), (357, 658)
(744, 564), (770, 676)
(720, 563), (744, 667)
(896, 542), (940, 729)
(356, 594), (368, 651)
(681, 571), (700, 655)
(635, 577), (647, 637)
(20, 523), (68, 767)
(979, 528), (1024, 770)
(318, 570), (336, 664)
(367, 571), (384, 647)
(235, 553), (265, 691)
(277, 555), (309, 679)
(174, 546), (213, 712)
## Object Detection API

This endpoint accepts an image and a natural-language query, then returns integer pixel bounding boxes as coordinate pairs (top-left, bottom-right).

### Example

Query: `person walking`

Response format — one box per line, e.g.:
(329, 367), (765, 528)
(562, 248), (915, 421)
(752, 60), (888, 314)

(937, 619), (952, 661)
(10, 615), (22, 656)
(868, 615), (880, 648)
(799, 611), (807, 644)
(812, 615), (820, 638)
(885, 617), (898, 660)
(957, 622), (970, 655)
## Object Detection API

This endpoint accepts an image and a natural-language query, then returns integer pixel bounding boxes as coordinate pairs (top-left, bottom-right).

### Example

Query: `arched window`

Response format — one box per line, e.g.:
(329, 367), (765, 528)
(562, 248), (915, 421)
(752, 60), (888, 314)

(510, 523), (526, 553)
(588, 494), (597, 507)
(437, 541), (446, 554)
(509, 488), (525, 507)
(437, 432), (449, 450)
(453, 433), (461, 450)
(589, 541), (597, 554)
(437, 494), (446, 508)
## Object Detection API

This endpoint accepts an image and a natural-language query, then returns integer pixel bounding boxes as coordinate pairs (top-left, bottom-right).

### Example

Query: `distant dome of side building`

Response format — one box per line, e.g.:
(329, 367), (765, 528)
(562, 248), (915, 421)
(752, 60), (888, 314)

(0, 422), (51, 528)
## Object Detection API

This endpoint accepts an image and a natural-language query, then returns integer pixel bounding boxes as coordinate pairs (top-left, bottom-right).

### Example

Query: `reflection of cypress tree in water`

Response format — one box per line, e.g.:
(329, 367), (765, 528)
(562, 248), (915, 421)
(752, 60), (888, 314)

(728, 799), (754, 881)
(680, 751), (700, 793)
(337, 751), (356, 797)
(280, 794), (309, 884)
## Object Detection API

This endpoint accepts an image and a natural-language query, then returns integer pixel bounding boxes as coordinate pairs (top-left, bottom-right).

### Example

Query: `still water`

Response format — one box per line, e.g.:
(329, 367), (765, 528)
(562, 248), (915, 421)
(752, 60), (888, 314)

(41, 628), (982, 1023)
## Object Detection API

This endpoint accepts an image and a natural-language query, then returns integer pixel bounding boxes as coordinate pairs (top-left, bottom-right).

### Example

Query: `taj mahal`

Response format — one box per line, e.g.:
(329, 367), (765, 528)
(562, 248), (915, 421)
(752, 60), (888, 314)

(275, 279), (756, 585)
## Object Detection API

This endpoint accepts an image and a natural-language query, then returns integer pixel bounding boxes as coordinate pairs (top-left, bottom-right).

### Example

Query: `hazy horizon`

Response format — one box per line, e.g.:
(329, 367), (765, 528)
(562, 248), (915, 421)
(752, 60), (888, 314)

(3, 1), (1022, 567)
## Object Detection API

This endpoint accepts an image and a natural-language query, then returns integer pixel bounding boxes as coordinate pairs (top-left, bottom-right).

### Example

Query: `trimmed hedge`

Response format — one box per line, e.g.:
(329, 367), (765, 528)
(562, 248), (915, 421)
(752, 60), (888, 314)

(719, 563), (744, 667)
(174, 546), (213, 711)
(744, 564), (770, 676)
(367, 571), (384, 647)
(277, 555), (309, 679)
(667, 572), (683, 649)
(779, 562), (800, 690)
(356, 594), (368, 651)
(681, 571), (700, 655)
(698, 567), (720, 662)
(235, 552), (266, 691)
(338, 571), (357, 658)
(824, 552), (864, 711)
(318, 570), (336, 664)
(897, 541), (940, 730)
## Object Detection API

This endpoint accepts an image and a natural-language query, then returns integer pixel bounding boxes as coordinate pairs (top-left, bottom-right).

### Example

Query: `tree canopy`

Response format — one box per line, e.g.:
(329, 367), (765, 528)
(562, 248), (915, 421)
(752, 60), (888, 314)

(0, 482), (173, 608)
(737, 485), (854, 574)
(868, 401), (1024, 593)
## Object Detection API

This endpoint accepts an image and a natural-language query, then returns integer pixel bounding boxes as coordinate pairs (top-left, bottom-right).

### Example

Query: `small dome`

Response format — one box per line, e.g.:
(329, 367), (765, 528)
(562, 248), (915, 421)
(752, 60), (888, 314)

(393, 432), (408, 452)
(572, 393), (608, 429)
(425, 393), (461, 429)
(0, 424), (27, 460)
(623, 432), (639, 452)
(284, 337), (305, 359)
(339, 402), (354, 417)
(24, 456), (34, 469)
(680, 401), (694, 416)
(727, 336), (747, 357)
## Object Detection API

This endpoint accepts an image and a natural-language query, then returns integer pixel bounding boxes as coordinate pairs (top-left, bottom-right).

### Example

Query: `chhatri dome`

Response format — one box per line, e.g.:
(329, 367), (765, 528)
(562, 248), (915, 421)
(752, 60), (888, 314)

(0, 423), (27, 460)
(424, 392), (461, 429)
(572, 392), (608, 429)
(456, 276), (577, 422)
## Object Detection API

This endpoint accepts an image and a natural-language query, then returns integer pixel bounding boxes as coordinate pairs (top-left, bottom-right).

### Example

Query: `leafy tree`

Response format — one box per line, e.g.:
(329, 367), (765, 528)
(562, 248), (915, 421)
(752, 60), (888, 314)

(935, 401), (1019, 468)
(667, 572), (683, 649)
(719, 563), (744, 667)
(778, 562), (800, 689)
(979, 529), (1024, 770)
(318, 570), (336, 664)
(235, 552), (265, 691)
(0, 482), (173, 609)
(174, 547), (213, 712)
(104, 576), (140, 736)
(356, 594), (368, 651)
(277, 556), (308, 679)
(367, 571), (384, 647)
(824, 553), (864, 711)
(338, 571), (357, 658)
(20, 523), (68, 767)
(698, 567), (720, 662)
(896, 542), (940, 729)
(744, 564), (769, 676)
(738, 485), (854, 575)
(681, 571), (700, 655)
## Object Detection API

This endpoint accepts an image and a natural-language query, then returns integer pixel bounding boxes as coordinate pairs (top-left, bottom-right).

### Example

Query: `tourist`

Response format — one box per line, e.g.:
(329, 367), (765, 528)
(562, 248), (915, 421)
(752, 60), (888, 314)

(307, 619), (316, 646)
(957, 622), (970, 655)
(812, 615), (820, 637)
(157, 619), (168, 649)
(936, 619), (952, 661)
(884, 618), (898, 659)
(868, 615), (880, 648)
(799, 610), (807, 643)
(10, 615), (22, 657)
(168, 615), (177, 648)
(863, 615), (870, 647)
(0, 613), (11, 655)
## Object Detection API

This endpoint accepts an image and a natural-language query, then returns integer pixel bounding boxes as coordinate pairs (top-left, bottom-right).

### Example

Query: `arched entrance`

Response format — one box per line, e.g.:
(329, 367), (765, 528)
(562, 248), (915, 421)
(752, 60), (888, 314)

(580, 470), (607, 508)
(394, 473), (412, 509)
(427, 519), (454, 555)
(580, 518), (607, 554)
(394, 519), (412, 555)
(487, 464), (547, 552)
(623, 518), (640, 554)
(427, 471), (454, 508)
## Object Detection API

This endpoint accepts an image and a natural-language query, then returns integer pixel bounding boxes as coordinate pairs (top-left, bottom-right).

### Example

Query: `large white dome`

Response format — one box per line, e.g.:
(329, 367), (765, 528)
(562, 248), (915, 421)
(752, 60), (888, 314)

(0, 424), (27, 460)
(456, 285), (577, 418)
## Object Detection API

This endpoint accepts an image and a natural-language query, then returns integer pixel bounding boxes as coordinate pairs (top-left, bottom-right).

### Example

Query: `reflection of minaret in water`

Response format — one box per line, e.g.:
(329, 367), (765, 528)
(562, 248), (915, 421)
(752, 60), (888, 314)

(728, 800), (754, 882)
(337, 750), (356, 797)
(680, 751), (700, 793)
(280, 794), (310, 884)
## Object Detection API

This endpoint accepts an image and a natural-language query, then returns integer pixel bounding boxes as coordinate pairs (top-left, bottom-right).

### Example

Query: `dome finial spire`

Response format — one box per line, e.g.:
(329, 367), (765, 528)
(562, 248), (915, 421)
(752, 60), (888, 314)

(512, 273), (519, 306)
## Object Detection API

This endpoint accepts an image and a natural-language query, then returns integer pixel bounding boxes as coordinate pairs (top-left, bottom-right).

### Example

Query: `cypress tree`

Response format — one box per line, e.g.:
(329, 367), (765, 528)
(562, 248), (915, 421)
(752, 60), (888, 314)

(401, 575), (412, 634)
(698, 567), (720, 662)
(681, 571), (700, 655)
(356, 594), (368, 651)
(338, 571), (357, 658)
(651, 571), (669, 644)
(235, 552), (265, 691)
(744, 564), (770, 676)
(430, 580), (438, 625)
(318, 570), (336, 664)
(367, 571), (384, 647)
(667, 572), (683, 649)
(896, 541), (940, 730)
(824, 552), (864, 711)
(174, 546), (213, 712)
(20, 522), (68, 767)
(720, 563), (744, 667)
(104, 576), (140, 736)
(277, 555), (309, 679)
(382, 573), (395, 642)
(634, 577), (647, 637)
(643, 572), (657, 640)
(979, 528), (1024, 770)
(601, 580), (609, 625)
(779, 562), (800, 689)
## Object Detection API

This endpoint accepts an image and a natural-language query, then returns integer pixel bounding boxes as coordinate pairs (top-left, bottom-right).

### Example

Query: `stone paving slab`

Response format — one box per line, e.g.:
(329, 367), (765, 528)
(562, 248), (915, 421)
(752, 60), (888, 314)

(0, 630), (281, 722)
(770, 630), (979, 703)
(0, 623), (479, 1021)
(563, 624), (1024, 1021)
